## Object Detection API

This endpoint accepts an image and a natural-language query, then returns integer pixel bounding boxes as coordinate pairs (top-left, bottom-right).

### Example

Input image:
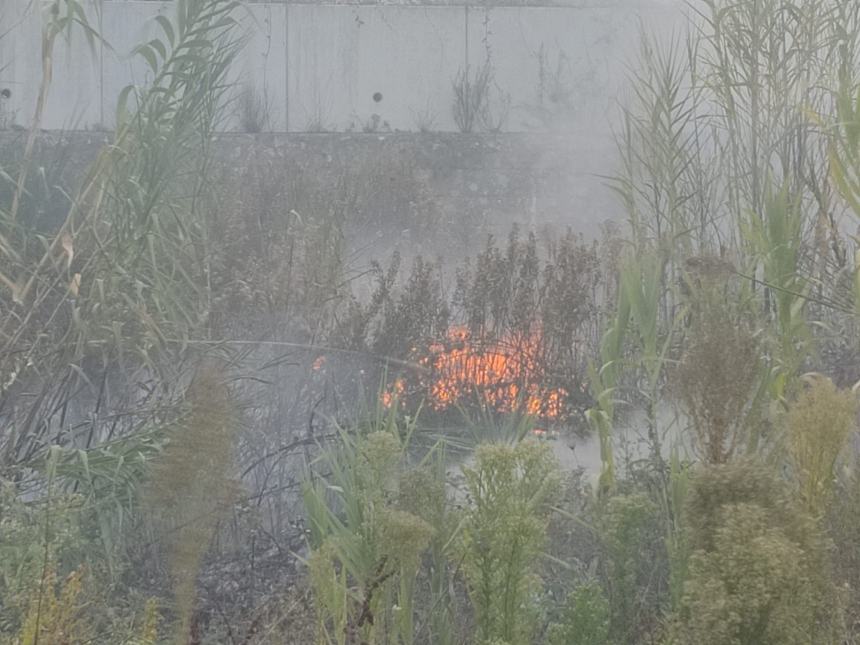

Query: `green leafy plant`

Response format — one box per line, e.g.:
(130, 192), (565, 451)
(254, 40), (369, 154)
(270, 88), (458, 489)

(302, 405), (442, 645)
(826, 72), (860, 315)
(786, 375), (857, 514)
(587, 270), (630, 495)
(546, 581), (610, 645)
(1, 1), (245, 635)
(14, 567), (89, 645)
(0, 478), (85, 638)
(599, 493), (661, 644)
(829, 453), (860, 643)
(460, 440), (560, 644)
(740, 183), (809, 392)
(0, 0), (242, 470)
(588, 250), (675, 492)
(661, 447), (691, 613)
(672, 459), (836, 645)
(395, 449), (459, 645)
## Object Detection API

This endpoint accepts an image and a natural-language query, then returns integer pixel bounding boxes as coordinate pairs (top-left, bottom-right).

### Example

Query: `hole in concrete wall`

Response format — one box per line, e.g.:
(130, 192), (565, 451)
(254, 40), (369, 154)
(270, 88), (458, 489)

(0, 89), (10, 99)
(372, 92), (383, 103)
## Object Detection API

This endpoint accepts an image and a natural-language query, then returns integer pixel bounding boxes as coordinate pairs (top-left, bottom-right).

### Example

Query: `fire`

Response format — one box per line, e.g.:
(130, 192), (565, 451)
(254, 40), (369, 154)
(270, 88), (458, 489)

(384, 326), (567, 420)
(381, 377), (405, 408)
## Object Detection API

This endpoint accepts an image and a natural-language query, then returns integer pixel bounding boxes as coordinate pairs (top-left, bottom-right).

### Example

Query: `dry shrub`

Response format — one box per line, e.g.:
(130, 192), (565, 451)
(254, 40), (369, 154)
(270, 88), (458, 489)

(452, 62), (493, 134)
(147, 367), (239, 643)
(373, 254), (450, 360)
(344, 227), (602, 424)
(451, 227), (599, 419)
(453, 226), (599, 343)
(786, 376), (857, 514)
(675, 266), (760, 464)
(331, 252), (450, 364)
(209, 157), (346, 340)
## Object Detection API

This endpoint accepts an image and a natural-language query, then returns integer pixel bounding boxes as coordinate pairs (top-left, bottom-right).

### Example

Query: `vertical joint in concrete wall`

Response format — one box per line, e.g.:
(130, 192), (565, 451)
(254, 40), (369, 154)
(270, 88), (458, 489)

(0, 6), (10, 128)
(464, 5), (470, 78)
(284, 2), (290, 132)
(98, 0), (104, 129)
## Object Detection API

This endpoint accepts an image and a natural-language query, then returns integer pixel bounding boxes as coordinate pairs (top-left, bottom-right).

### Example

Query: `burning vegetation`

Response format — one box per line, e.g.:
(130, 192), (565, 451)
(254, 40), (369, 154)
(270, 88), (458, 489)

(383, 325), (568, 420)
(353, 228), (609, 427)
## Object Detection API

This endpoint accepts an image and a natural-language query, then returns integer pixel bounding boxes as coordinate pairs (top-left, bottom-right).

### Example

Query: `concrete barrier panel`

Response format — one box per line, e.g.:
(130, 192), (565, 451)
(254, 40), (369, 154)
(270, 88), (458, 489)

(228, 3), (288, 132)
(3, 0), (686, 133)
(45, 1), (103, 130)
(100, 1), (171, 130)
(288, 4), (466, 132)
(0, 0), (42, 129)
(467, 2), (685, 135)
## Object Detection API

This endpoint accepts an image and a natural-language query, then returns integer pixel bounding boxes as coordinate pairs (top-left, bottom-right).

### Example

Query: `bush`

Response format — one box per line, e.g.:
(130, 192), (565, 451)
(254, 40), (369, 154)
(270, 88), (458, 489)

(674, 268), (762, 464)
(599, 493), (662, 643)
(303, 411), (444, 645)
(547, 581), (611, 645)
(460, 440), (560, 644)
(786, 376), (857, 513)
(672, 460), (836, 645)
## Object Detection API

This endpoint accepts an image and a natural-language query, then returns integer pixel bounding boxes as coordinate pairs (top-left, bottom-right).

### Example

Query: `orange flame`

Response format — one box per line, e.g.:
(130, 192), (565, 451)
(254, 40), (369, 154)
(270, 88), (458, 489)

(381, 378), (405, 408)
(384, 326), (567, 419)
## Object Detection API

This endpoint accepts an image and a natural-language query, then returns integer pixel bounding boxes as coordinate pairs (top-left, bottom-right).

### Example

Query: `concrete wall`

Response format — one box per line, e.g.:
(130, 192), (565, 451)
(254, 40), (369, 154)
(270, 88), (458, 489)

(0, 0), (684, 133)
(0, 0), (38, 129)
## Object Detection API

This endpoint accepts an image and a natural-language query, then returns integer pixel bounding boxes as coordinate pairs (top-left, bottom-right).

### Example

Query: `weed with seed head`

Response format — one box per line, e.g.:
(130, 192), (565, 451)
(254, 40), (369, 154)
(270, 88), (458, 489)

(786, 376), (857, 515)
(460, 440), (560, 644)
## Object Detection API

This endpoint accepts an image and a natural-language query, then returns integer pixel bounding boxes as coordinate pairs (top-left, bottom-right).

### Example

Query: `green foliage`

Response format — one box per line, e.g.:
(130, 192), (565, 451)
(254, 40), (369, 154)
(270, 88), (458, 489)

(0, 0), (242, 470)
(303, 408), (445, 645)
(591, 4), (860, 635)
(589, 250), (675, 491)
(397, 452), (459, 645)
(13, 567), (89, 645)
(0, 481), (85, 637)
(6, 0), (860, 642)
(599, 493), (661, 644)
(587, 268), (630, 495)
(134, 598), (160, 645)
(460, 440), (561, 644)
(740, 184), (809, 386)
(609, 31), (701, 250)
(662, 448), (691, 613)
(0, 2), (247, 640)
(786, 376), (857, 514)
(827, 72), (860, 315)
(829, 456), (860, 642)
(606, 0), (860, 461)
(672, 460), (836, 645)
(547, 581), (611, 645)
